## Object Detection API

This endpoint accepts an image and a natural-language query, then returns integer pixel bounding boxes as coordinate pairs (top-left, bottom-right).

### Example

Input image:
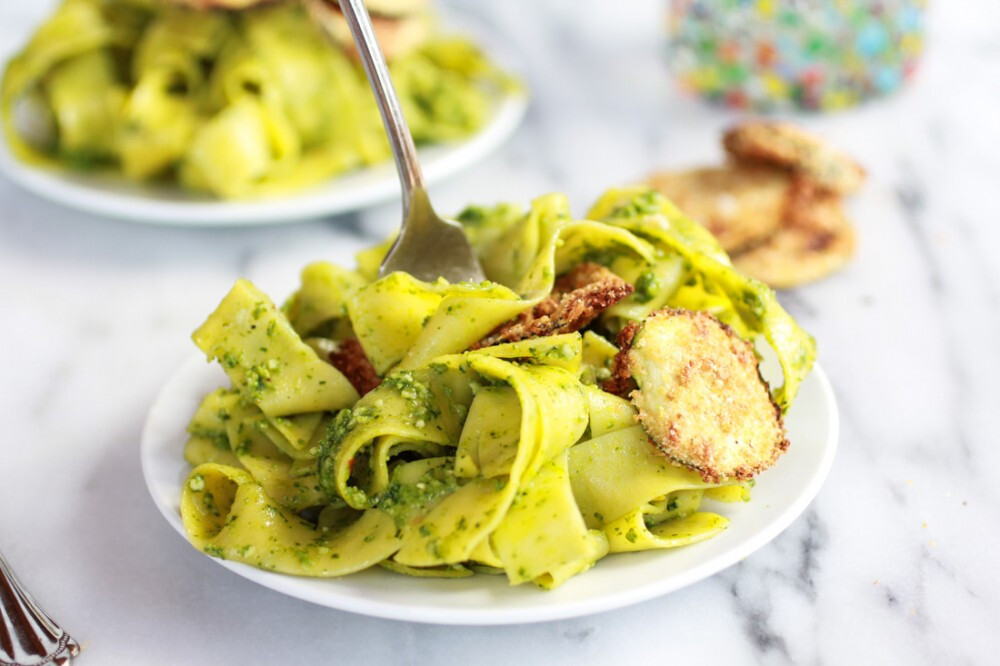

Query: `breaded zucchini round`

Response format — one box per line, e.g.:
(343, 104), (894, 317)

(723, 122), (866, 196)
(647, 165), (791, 254)
(614, 308), (788, 482)
(732, 191), (856, 289)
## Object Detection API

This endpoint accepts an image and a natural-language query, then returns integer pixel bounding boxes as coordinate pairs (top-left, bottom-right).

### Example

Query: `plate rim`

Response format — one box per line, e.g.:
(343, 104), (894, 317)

(0, 12), (529, 226)
(140, 354), (838, 625)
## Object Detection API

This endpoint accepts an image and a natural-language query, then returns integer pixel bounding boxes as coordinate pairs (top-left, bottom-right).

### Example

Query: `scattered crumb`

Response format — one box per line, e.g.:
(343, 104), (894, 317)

(906, 479), (914, 486)
(921, 522), (928, 529)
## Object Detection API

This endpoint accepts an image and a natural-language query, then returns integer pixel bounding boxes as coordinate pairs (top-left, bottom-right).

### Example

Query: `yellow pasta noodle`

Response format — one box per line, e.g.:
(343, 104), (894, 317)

(182, 464), (400, 576)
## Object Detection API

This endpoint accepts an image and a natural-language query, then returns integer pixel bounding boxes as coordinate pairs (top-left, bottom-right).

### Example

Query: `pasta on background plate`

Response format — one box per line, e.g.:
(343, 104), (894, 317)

(180, 186), (815, 589)
(1, 0), (516, 198)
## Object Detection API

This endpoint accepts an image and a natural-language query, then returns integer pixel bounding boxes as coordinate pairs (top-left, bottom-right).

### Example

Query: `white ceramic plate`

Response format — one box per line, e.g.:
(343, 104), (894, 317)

(0, 17), (528, 226)
(141, 354), (838, 625)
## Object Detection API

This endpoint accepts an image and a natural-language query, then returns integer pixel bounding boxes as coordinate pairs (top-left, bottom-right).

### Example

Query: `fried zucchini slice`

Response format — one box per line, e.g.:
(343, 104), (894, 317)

(611, 308), (787, 483)
(723, 122), (866, 195)
(732, 192), (856, 289)
(647, 165), (791, 253)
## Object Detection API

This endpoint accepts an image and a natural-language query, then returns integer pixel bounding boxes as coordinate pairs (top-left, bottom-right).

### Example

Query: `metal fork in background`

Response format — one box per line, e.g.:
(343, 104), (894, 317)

(0, 550), (80, 665)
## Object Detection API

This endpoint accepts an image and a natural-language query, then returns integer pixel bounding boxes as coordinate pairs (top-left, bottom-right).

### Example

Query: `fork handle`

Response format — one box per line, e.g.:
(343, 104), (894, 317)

(335, 0), (426, 209)
(0, 551), (79, 666)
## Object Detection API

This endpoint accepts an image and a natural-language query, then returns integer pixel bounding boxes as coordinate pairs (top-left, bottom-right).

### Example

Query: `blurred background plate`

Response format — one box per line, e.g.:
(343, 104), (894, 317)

(141, 354), (838, 625)
(0, 12), (528, 227)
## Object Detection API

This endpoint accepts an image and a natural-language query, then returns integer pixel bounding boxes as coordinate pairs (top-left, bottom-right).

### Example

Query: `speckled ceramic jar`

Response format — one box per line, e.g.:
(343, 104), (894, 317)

(667, 0), (927, 111)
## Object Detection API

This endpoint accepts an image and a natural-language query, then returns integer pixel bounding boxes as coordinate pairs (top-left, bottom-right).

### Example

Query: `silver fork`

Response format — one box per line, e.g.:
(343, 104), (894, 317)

(306, 0), (487, 284)
(0, 550), (80, 666)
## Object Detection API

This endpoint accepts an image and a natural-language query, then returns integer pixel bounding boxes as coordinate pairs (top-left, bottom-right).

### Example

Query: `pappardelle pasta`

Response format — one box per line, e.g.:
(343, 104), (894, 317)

(1, 0), (517, 198)
(180, 186), (815, 589)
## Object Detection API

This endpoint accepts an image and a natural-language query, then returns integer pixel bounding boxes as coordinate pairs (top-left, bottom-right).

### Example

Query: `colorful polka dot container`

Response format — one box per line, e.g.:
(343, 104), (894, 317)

(667, 0), (927, 111)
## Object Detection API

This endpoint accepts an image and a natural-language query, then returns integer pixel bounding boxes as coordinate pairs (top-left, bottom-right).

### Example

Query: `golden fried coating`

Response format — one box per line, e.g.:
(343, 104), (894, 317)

(610, 308), (787, 483)
(732, 189), (856, 289)
(471, 263), (633, 349)
(601, 320), (639, 397)
(647, 165), (791, 253)
(329, 338), (382, 395)
(723, 122), (866, 195)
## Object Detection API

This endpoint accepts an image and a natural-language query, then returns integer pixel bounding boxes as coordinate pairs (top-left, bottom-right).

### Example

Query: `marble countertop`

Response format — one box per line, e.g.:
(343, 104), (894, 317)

(2, 0), (998, 663)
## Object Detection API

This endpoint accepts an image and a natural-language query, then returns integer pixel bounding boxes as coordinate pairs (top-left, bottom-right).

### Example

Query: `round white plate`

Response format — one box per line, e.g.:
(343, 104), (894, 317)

(141, 354), (838, 625)
(0, 18), (528, 226)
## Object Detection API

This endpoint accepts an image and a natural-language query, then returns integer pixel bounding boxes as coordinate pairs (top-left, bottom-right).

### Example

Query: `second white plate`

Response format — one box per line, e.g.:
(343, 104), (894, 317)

(141, 355), (838, 625)
(0, 15), (528, 226)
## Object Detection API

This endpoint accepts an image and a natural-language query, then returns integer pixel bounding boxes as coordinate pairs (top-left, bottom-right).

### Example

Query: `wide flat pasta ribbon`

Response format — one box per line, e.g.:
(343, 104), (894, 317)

(1, 0), (143, 165)
(491, 451), (609, 587)
(182, 463), (400, 577)
(603, 506), (728, 553)
(389, 355), (588, 569)
(569, 425), (716, 529)
(193, 279), (359, 417)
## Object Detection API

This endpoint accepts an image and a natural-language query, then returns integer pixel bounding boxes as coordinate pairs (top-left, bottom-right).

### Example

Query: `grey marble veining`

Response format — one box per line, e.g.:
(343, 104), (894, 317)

(2, 1), (999, 664)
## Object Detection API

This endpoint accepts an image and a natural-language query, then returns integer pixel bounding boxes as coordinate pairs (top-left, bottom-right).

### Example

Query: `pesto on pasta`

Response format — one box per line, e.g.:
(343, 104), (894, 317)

(1, 0), (517, 198)
(180, 186), (815, 589)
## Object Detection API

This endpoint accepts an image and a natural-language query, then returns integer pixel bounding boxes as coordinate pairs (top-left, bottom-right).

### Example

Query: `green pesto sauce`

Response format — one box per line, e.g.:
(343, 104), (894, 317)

(633, 270), (658, 304)
(530, 343), (575, 361)
(604, 190), (662, 219)
(245, 359), (282, 400)
(340, 486), (368, 508)
(739, 289), (766, 319)
(188, 428), (229, 451)
(325, 407), (362, 448)
(578, 240), (636, 267)
(381, 371), (440, 425)
(316, 409), (361, 500)
(221, 351), (242, 369)
(201, 491), (220, 517)
(375, 464), (459, 528)
(455, 205), (491, 225)
(187, 474), (205, 492)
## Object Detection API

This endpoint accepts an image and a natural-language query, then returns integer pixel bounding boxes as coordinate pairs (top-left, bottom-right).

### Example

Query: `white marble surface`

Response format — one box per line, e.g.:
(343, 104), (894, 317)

(2, 1), (999, 664)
